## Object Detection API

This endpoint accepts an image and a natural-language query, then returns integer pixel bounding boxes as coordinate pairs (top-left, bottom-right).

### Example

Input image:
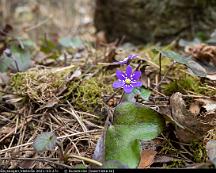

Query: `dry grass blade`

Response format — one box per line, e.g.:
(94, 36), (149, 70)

(0, 117), (32, 143)
(0, 130), (100, 154)
(68, 154), (102, 166)
(60, 106), (88, 132)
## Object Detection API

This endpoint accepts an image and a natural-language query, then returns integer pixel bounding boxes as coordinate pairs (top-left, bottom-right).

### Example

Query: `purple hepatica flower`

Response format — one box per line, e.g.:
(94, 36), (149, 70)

(115, 54), (138, 65)
(113, 65), (142, 94)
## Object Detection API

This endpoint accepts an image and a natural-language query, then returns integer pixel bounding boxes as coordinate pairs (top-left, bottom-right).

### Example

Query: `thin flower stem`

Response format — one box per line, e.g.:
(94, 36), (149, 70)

(118, 90), (125, 104)
(105, 88), (121, 103)
(127, 57), (133, 65)
(9, 54), (20, 72)
(159, 53), (162, 82)
(154, 61), (176, 90)
(135, 60), (144, 71)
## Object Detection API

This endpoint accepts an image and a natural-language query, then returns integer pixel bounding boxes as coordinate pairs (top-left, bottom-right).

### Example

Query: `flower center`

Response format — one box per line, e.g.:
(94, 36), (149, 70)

(125, 78), (131, 85)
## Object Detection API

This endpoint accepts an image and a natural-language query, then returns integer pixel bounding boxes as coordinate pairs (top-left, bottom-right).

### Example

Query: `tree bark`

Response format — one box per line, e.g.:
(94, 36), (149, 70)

(94, 0), (216, 44)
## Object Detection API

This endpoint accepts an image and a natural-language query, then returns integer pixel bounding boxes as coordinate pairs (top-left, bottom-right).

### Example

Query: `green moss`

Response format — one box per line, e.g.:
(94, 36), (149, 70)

(11, 72), (36, 92)
(159, 139), (178, 155)
(162, 75), (201, 95)
(164, 160), (185, 168)
(190, 142), (207, 163)
(65, 76), (113, 113)
(199, 84), (216, 96)
(10, 66), (75, 103)
(10, 64), (114, 113)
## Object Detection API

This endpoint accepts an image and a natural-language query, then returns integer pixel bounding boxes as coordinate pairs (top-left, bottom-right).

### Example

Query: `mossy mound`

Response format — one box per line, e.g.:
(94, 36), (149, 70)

(65, 76), (113, 113)
(161, 63), (216, 96)
(163, 75), (201, 95)
(9, 65), (114, 113)
(10, 65), (75, 104)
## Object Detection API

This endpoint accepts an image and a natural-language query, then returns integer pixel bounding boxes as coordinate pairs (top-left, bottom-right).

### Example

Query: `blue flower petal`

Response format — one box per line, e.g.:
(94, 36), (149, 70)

(114, 54), (138, 65)
(131, 71), (141, 80)
(131, 81), (142, 87)
(113, 80), (124, 88)
(123, 84), (134, 93)
(128, 54), (137, 60)
(126, 65), (132, 78)
(116, 70), (126, 80)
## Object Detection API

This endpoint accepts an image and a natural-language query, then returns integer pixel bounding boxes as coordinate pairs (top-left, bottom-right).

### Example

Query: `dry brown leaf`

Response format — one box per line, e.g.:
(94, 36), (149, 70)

(18, 160), (35, 169)
(1, 126), (14, 134)
(154, 155), (176, 163)
(138, 149), (157, 168)
(185, 44), (216, 66)
(170, 92), (216, 143)
(185, 44), (216, 80)
(96, 30), (107, 47)
(18, 152), (36, 169)
(192, 98), (216, 114)
(35, 98), (59, 113)
(189, 102), (201, 116)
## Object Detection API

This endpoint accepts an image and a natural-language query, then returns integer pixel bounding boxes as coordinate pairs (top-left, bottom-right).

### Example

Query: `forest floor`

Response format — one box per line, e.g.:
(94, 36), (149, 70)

(0, 1), (216, 169)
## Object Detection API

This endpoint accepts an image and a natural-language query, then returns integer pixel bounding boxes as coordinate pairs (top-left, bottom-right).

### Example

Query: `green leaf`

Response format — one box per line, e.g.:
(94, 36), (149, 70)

(157, 49), (207, 77)
(33, 132), (57, 152)
(122, 87), (151, 103)
(40, 38), (59, 60)
(16, 37), (36, 49)
(105, 102), (165, 168)
(0, 58), (12, 72)
(0, 45), (32, 72)
(40, 39), (57, 54)
(158, 49), (188, 64)
(10, 45), (32, 72)
(135, 87), (151, 101)
(59, 37), (84, 48)
(186, 59), (207, 77)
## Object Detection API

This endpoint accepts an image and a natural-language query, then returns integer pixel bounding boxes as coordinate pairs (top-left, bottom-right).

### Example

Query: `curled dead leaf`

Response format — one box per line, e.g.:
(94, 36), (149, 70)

(185, 44), (216, 66)
(185, 44), (216, 80)
(170, 92), (216, 143)
(138, 150), (157, 168)
(189, 102), (201, 116)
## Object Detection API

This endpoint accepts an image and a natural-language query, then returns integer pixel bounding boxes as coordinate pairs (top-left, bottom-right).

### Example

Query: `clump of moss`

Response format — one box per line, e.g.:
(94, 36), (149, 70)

(65, 76), (113, 113)
(190, 142), (207, 163)
(162, 75), (201, 96)
(10, 65), (75, 103)
(164, 160), (185, 168)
